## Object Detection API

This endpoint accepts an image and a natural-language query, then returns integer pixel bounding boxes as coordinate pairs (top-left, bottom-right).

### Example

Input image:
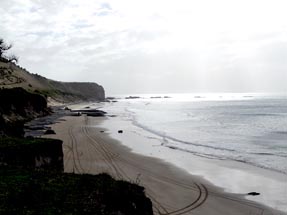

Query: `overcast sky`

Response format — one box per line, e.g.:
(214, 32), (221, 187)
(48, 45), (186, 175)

(0, 0), (286, 95)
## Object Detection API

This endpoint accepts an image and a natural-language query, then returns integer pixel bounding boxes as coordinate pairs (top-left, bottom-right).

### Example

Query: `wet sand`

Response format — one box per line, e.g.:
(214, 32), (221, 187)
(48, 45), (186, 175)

(47, 114), (286, 215)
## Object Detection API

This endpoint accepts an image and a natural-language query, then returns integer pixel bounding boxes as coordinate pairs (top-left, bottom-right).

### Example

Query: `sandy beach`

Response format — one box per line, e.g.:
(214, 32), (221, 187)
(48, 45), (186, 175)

(47, 114), (286, 215)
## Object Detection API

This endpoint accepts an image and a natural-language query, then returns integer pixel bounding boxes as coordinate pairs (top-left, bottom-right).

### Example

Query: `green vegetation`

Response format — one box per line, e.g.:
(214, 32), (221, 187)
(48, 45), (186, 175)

(0, 38), (18, 63)
(34, 88), (85, 100)
(0, 167), (152, 215)
(0, 137), (63, 171)
(0, 137), (59, 148)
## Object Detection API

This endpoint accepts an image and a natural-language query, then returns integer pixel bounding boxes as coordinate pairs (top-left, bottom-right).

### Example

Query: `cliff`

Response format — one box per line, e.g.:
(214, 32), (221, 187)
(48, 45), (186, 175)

(0, 87), (50, 136)
(0, 86), (153, 215)
(0, 61), (105, 102)
(0, 43), (153, 214)
(32, 74), (105, 101)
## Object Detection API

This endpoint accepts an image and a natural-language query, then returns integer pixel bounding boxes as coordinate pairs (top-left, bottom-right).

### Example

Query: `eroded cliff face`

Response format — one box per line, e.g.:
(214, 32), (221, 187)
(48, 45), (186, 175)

(0, 87), (50, 136)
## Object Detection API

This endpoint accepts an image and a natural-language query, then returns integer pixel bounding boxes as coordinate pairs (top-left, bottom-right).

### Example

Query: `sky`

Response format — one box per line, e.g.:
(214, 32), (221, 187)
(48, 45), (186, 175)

(0, 0), (287, 95)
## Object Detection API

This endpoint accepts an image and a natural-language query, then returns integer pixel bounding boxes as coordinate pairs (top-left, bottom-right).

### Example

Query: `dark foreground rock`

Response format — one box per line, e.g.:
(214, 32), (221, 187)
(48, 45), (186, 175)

(0, 168), (153, 215)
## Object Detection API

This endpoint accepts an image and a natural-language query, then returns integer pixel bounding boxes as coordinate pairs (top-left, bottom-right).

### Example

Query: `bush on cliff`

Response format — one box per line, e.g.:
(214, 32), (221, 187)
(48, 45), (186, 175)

(0, 167), (153, 215)
(0, 137), (63, 171)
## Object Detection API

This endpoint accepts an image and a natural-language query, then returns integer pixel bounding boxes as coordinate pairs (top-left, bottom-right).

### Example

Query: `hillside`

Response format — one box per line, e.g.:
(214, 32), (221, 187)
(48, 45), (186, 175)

(0, 61), (105, 102)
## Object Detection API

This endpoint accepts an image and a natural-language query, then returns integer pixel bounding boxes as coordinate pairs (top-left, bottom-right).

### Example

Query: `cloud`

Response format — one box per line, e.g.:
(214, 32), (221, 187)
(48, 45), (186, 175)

(0, 0), (286, 94)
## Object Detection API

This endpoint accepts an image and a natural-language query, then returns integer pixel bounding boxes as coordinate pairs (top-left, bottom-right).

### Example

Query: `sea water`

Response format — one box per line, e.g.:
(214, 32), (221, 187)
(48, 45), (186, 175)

(103, 93), (287, 174)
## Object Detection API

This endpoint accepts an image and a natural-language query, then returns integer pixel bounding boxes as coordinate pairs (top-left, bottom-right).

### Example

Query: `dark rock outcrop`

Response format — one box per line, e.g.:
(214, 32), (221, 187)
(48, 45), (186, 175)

(44, 129), (56, 135)
(0, 87), (50, 136)
(0, 87), (48, 116)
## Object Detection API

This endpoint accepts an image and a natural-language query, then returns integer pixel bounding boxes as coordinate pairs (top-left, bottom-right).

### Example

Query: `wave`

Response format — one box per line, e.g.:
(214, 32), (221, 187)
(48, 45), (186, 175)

(125, 107), (287, 175)
(127, 109), (237, 152)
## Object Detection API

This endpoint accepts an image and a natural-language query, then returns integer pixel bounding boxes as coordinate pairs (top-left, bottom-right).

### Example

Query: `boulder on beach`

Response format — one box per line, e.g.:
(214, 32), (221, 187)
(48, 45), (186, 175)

(44, 129), (56, 135)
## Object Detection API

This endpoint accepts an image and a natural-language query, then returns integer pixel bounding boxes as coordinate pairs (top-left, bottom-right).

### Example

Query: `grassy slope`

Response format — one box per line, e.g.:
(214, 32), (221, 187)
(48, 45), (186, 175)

(0, 61), (105, 101)
(0, 137), (63, 170)
(0, 167), (152, 215)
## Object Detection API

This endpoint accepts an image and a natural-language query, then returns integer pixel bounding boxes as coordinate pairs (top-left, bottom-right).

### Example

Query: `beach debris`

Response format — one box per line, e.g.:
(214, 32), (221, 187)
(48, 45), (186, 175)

(247, 192), (260, 196)
(118, 130), (123, 134)
(44, 129), (56, 135)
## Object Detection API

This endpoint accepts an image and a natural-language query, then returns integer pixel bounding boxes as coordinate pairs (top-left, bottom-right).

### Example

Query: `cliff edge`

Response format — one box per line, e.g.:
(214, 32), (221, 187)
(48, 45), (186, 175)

(0, 61), (105, 102)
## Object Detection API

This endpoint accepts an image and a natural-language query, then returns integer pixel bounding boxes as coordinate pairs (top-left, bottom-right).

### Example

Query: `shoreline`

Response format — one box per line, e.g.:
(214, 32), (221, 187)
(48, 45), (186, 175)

(47, 111), (286, 215)
(100, 113), (287, 213)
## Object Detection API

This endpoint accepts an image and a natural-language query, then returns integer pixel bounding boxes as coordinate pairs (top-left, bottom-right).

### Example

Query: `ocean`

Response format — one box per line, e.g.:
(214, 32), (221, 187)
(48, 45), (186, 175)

(103, 93), (287, 174)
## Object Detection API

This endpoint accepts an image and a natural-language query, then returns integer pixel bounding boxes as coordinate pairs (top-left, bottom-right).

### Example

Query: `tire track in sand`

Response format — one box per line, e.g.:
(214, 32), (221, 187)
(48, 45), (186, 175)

(67, 125), (85, 173)
(77, 116), (266, 215)
(82, 118), (208, 215)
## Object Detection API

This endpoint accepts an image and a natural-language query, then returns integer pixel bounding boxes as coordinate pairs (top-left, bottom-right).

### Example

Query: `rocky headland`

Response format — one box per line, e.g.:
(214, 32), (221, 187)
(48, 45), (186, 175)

(0, 60), (105, 102)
